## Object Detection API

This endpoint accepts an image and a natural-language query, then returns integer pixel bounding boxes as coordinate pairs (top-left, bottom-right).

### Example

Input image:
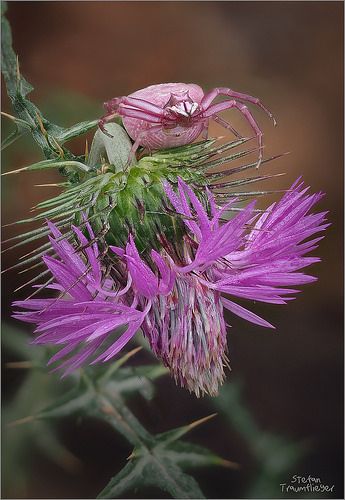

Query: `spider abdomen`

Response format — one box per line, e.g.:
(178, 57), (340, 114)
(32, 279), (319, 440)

(123, 83), (205, 149)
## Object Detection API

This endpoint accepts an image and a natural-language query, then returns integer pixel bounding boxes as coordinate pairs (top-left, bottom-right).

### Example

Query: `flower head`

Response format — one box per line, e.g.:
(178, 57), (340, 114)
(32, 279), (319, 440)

(13, 179), (328, 395)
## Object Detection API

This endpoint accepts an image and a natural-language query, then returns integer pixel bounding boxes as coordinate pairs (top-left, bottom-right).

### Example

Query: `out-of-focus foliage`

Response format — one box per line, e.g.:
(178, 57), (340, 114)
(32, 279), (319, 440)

(2, 323), (234, 499)
(2, 323), (305, 499)
(215, 383), (306, 498)
(2, 324), (78, 497)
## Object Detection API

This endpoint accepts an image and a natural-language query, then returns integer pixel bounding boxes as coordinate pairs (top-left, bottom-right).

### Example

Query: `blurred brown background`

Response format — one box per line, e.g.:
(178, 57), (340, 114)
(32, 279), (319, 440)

(2, 1), (343, 499)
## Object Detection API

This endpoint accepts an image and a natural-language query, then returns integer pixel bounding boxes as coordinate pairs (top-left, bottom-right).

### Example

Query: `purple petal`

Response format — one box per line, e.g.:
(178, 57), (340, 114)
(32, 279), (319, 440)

(222, 297), (275, 329)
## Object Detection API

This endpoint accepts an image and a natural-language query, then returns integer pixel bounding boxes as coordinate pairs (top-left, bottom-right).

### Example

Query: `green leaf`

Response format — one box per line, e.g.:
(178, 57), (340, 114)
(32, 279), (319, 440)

(155, 413), (217, 445)
(2, 158), (90, 176)
(1, 113), (32, 150)
(88, 123), (132, 171)
(2, 337), (72, 498)
(37, 383), (94, 420)
(103, 364), (168, 398)
(97, 459), (145, 499)
(5, 342), (231, 500)
(97, 406), (231, 498)
(163, 441), (237, 469)
(98, 455), (205, 499)
(56, 119), (98, 144)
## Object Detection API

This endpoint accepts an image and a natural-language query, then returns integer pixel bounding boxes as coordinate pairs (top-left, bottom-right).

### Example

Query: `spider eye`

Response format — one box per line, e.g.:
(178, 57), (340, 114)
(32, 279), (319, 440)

(165, 96), (199, 118)
(184, 102), (199, 115)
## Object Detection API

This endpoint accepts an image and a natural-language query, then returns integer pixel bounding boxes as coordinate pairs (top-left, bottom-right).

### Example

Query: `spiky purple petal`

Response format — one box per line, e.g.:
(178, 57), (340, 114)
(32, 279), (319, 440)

(13, 178), (328, 395)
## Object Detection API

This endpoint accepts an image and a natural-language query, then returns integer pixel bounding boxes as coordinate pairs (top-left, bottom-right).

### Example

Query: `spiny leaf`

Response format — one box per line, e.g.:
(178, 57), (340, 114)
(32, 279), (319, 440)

(34, 422), (82, 472)
(2, 8), (63, 156)
(98, 455), (205, 499)
(1, 112), (32, 150)
(1, 127), (27, 151)
(104, 364), (169, 400)
(99, 346), (143, 382)
(155, 413), (217, 445)
(2, 354), (75, 496)
(2, 158), (90, 176)
(99, 411), (234, 499)
(213, 382), (307, 499)
(38, 387), (94, 420)
(97, 459), (145, 499)
(94, 392), (152, 447)
(56, 119), (98, 144)
(162, 441), (239, 470)
(5, 347), (229, 499)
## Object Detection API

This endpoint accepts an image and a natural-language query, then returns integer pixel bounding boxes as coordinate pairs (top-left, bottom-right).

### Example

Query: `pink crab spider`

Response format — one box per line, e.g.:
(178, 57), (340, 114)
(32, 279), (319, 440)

(99, 83), (276, 167)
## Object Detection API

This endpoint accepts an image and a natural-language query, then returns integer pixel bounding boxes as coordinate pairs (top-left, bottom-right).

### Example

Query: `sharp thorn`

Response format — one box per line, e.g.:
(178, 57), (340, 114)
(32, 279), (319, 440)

(187, 412), (218, 431)
(7, 415), (35, 428)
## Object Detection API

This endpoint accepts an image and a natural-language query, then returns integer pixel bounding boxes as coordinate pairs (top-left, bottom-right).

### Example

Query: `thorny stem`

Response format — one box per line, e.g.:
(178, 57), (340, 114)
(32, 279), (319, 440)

(98, 392), (152, 448)
(81, 370), (152, 448)
(93, 381), (205, 499)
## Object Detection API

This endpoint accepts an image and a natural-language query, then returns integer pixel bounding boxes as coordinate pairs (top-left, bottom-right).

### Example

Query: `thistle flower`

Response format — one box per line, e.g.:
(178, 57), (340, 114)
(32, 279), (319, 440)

(13, 177), (328, 396)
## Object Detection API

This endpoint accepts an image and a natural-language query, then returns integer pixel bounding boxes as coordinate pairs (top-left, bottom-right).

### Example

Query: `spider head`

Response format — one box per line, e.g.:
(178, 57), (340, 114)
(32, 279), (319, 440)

(164, 91), (200, 124)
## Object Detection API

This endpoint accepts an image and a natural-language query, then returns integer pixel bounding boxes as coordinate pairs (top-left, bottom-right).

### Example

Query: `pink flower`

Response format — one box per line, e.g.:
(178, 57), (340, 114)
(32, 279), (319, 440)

(13, 179), (328, 395)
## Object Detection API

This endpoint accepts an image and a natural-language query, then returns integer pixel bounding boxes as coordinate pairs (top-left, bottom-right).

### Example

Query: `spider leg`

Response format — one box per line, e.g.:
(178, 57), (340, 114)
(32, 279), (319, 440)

(212, 114), (242, 138)
(122, 96), (164, 117)
(201, 119), (209, 140)
(126, 125), (163, 167)
(201, 87), (276, 126)
(99, 97), (126, 137)
(100, 96), (163, 137)
(104, 97), (123, 113)
(204, 100), (264, 168)
(117, 107), (162, 123)
(99, 113), (119, 137)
